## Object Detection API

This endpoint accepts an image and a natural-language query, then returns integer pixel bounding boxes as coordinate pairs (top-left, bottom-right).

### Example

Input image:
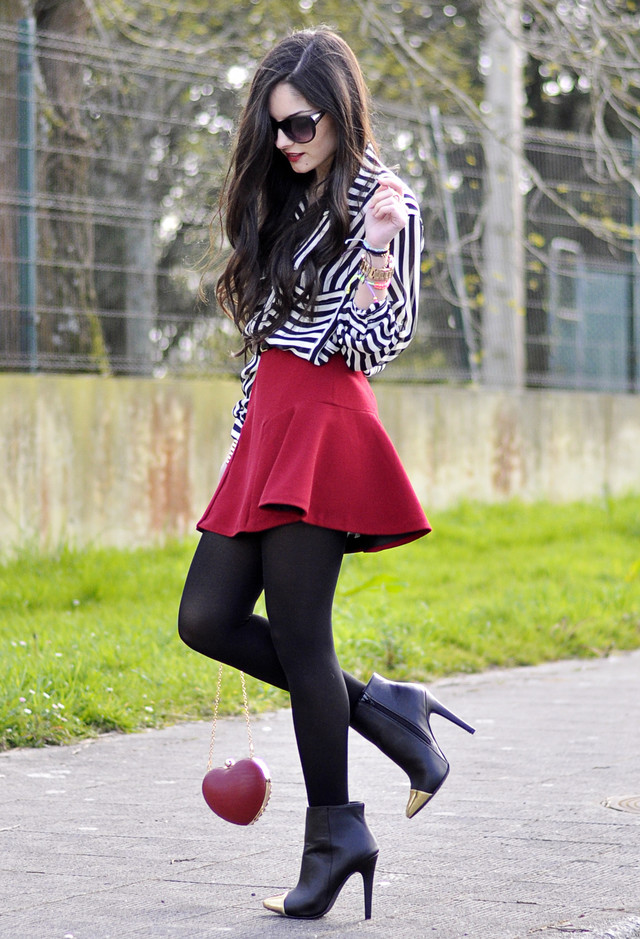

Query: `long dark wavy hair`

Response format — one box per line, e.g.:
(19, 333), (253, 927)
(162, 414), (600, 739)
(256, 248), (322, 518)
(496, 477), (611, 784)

(208, 28), (378, 352)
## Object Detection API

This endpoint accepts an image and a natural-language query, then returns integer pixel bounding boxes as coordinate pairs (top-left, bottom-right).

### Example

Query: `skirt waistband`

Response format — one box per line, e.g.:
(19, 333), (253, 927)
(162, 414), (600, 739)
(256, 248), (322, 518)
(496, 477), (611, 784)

(253, 349), (377, 415)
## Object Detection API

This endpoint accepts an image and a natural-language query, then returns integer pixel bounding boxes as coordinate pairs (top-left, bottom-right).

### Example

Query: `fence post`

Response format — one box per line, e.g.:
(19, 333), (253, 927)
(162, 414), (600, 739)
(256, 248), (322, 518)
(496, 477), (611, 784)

(480, 0), (526, 388)
(17, 16), (38, 371)
(630, 135), (639, 393)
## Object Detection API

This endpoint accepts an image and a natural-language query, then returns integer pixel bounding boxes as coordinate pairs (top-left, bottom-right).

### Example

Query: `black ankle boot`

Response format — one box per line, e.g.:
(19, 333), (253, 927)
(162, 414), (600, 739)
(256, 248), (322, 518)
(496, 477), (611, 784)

(263, 802), (378, 920)
(351, 673), (475, 818)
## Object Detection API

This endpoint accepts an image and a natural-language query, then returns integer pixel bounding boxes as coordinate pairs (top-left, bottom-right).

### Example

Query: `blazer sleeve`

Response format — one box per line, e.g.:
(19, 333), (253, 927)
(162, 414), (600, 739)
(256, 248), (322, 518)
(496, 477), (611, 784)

(333, 194), (423, 376)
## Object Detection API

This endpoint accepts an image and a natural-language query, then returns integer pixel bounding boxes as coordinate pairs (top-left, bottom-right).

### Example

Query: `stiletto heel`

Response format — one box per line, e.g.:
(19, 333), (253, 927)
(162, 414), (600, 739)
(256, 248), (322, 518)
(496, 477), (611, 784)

(263, 802), (379, 920)
(351, 673), (475, 818)
(423, 688), (476, 734)
(428, 692), (476, 735)
(360, 853), (377, 920)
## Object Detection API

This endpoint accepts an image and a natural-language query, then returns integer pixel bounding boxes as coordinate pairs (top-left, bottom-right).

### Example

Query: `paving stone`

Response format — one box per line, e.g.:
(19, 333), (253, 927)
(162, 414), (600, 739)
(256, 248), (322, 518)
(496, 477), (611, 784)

(1, 652), (639, 939)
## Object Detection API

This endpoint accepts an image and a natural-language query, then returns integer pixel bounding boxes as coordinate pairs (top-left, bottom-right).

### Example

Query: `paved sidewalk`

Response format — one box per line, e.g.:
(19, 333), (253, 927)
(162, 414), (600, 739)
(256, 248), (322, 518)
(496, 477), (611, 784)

(1, 652), (639, 939)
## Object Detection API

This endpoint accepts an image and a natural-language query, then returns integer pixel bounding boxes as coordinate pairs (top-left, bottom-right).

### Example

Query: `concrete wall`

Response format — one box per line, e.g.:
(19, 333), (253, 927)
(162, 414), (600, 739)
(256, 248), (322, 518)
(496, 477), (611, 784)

(2, 373), (639, 553)
(375, 384), (640, 508)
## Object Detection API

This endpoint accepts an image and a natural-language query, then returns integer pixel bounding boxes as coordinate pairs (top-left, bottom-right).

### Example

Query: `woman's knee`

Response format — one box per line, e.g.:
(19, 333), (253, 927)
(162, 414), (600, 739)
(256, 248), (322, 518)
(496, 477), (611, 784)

(177, 596), (209, 651)
(177, 530), (261, 653)
(178, 601), (238, 660)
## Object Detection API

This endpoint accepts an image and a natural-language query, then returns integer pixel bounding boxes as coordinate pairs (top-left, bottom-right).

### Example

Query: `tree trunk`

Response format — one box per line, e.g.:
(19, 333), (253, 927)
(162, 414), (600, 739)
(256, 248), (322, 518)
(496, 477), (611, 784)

(481, 0), (526, 388)
(35, 0), (109, 371)
(124, 194), (155, 375)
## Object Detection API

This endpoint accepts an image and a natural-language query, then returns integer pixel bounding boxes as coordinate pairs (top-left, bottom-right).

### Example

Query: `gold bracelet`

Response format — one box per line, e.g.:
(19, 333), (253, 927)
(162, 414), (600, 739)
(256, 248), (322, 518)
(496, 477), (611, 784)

(359, 254), (394, 284)
(361, 250), (390, 270)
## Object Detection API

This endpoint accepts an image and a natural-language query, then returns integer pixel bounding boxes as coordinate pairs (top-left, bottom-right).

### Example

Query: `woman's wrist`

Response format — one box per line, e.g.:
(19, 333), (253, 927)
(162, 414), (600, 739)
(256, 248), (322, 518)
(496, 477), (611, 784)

(347, 240), (395, 307)
(360, 253), (394, 283)
(363, 238), (390, 256)
(366, 251), (391, 271)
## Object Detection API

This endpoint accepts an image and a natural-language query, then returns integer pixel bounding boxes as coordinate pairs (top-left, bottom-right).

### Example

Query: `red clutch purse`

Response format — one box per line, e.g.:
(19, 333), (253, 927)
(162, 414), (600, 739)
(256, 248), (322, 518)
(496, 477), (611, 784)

(202, 666), (271, 826)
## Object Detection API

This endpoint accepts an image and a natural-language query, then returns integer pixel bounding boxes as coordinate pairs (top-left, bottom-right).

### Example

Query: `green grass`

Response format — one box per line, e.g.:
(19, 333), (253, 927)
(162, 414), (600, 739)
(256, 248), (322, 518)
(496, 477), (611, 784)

(1, 496), (639, 749)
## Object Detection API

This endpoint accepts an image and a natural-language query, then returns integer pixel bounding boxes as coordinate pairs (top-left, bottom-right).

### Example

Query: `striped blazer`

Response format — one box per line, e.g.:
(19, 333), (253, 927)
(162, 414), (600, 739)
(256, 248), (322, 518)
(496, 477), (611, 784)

(229, 149), (424, 444)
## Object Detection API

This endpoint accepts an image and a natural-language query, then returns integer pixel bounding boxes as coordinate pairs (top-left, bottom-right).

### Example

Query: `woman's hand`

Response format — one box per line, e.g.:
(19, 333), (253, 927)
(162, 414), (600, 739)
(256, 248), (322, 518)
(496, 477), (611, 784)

(364, 173), (409, 251)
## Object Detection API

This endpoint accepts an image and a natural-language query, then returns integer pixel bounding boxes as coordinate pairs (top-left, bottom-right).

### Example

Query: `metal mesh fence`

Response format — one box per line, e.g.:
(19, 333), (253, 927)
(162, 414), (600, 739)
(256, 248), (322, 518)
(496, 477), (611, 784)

(1, 22), (639, 390)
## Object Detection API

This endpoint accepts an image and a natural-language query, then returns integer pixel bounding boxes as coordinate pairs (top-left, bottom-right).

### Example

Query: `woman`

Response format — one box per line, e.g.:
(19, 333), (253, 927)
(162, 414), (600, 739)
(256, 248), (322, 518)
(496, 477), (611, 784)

(178, 27), (474, 921)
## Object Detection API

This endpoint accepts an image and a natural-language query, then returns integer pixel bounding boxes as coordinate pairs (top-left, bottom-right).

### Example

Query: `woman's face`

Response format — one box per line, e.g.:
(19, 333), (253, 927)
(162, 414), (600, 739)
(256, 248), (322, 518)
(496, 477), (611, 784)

(268, 82), (338, 184)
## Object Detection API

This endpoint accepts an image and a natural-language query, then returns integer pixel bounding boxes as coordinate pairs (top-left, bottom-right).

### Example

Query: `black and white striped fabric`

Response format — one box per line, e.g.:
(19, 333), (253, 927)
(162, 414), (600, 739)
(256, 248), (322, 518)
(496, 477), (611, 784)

(229, 149), (424, 444)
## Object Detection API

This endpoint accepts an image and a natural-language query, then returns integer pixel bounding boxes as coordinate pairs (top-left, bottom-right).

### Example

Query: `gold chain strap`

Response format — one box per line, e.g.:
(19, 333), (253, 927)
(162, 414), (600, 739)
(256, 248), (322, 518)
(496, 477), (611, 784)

(207, 663), (254, 771)
(240, 668), (255, 758)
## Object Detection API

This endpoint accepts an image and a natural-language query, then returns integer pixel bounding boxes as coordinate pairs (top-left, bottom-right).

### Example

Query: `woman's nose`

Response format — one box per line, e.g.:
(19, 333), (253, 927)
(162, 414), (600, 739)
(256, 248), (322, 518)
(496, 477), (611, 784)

(274, 128), (290, 149)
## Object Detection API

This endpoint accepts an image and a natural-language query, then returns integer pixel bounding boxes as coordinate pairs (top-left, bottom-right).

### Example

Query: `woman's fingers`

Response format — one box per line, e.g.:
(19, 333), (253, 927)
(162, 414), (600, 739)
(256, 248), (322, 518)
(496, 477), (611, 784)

(364, 175), (409, 247)
(370, 186), (407, 222)
(377, 172), (405, 195)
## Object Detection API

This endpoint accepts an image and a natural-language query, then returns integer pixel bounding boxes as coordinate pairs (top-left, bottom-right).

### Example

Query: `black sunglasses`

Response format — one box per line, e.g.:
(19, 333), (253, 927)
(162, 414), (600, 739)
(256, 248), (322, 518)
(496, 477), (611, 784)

(270, 110), (325, 144)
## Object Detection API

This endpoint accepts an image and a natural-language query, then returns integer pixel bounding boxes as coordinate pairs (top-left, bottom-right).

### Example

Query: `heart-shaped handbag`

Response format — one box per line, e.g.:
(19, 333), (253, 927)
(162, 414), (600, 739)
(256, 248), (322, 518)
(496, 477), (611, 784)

(202, 665), (271, 826)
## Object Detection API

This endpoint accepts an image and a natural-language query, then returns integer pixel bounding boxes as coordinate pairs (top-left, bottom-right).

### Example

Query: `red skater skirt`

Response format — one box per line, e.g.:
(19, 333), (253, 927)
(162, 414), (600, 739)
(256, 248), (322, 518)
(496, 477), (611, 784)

(197, 349), (430, 553)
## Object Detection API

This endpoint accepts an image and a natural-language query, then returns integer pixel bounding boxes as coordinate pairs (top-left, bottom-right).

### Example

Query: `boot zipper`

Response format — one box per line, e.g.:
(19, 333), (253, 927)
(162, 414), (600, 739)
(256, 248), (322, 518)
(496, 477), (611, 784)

(361, 693), (435, 748)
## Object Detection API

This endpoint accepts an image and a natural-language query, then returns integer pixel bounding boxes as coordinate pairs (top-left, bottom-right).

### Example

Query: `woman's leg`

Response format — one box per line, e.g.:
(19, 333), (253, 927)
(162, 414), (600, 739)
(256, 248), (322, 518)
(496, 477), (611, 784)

(179, 524), (351, 806)
(179, 526), (474, 820)
(262, 522), (350, 806)
(258, 525), (379, 921)
(178, 529), (366, 707)
(178, 529), (288, 686)
(260, 522), (349, 807)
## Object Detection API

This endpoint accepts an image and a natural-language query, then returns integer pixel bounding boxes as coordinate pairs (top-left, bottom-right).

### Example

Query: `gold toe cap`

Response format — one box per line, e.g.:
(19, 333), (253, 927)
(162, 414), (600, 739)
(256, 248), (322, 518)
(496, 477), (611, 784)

(406, 789), (433, 818)
(263, 893), (287, 915)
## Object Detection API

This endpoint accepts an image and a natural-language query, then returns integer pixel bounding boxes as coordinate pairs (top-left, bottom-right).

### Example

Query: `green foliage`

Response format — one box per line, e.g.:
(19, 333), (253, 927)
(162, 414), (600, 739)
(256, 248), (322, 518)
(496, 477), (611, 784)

(337, 496), (640, 677)
(1, 497), (639, 749)
(0, 540), (288, 749)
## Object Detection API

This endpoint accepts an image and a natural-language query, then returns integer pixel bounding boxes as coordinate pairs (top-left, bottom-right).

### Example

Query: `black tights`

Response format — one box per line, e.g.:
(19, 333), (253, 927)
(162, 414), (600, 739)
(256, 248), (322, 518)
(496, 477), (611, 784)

(177, 523), (366, 807)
